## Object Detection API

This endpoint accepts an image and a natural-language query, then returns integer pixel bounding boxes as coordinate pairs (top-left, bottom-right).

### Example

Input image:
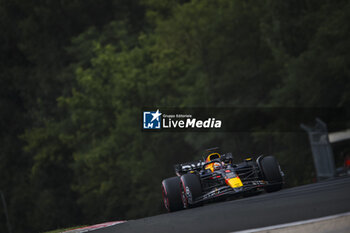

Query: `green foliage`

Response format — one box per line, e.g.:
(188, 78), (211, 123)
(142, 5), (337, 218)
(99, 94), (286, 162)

(0, 0), (349, 232)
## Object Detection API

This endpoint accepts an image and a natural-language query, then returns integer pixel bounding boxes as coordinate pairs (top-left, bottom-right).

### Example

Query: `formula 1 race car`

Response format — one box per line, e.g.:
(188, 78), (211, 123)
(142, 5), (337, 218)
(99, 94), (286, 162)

(161, 148), (284, 211)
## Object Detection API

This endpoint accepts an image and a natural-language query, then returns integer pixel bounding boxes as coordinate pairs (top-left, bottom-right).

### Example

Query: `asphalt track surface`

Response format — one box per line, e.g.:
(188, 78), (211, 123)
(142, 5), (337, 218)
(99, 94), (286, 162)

(94, 176), (350, 233)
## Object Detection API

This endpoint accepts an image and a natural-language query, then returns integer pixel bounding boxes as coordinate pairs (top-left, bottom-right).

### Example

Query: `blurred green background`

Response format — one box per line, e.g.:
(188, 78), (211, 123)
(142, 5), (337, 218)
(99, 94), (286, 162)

(0, 0), (349, 232)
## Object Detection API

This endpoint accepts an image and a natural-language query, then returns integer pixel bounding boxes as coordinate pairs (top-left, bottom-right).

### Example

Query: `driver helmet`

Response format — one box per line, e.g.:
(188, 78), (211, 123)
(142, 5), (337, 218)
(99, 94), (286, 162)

(213, 162), (221, 170)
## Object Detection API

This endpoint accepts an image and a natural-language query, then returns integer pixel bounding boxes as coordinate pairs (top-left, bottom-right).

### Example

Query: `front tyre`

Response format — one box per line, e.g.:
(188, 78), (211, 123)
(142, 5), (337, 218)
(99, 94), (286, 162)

(260, 156), (283, 192)
(180, 173), (202, 208)
(162, 177), (183, 212)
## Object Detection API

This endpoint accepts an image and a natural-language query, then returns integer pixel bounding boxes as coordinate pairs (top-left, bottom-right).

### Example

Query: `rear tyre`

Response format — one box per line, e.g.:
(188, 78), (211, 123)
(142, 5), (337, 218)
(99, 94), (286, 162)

(260, 156), (283, 192)
(180, 173), (202, 208)
(162, 177), (183, 212)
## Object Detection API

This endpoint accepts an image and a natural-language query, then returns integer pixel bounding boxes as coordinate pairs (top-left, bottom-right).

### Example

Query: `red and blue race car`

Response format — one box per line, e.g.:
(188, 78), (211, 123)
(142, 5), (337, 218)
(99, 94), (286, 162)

(162, 148), (284, 211)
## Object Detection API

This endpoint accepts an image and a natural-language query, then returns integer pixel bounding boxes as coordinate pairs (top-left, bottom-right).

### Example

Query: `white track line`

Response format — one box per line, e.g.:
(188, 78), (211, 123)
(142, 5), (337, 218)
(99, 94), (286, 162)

(232, 211), (350, 233)
(63, 221), (126, 233)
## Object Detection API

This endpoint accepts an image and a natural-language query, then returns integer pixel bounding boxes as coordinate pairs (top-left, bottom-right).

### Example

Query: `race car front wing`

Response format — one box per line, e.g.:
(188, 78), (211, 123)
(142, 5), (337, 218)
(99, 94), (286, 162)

(189, 180), (279, 204)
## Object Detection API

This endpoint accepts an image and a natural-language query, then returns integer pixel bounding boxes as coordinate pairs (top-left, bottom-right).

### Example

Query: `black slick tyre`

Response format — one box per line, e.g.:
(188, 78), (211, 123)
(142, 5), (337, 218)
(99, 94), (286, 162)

(180, 173), (202, 208)
(260, 156), (283, 192)
(162, 177), (183, 212)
